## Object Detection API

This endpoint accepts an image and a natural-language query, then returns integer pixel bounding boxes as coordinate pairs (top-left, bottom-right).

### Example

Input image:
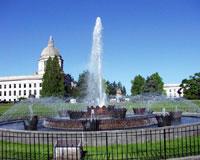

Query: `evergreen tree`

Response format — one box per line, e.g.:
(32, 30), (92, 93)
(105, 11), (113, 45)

(122, 86), (127, 95)
(77, 71), (89, 98)
(52, 56), (65, 96)
(131, 75), (145, 96)
(105, 80), (126, 96)
(143, 72), (164, 94)
(41, 56), (65, 97)
(41, 57), (53, 97)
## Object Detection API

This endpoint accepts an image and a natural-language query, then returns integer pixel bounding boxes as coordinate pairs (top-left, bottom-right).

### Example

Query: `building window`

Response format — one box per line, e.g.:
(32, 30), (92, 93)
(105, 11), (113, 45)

(4, 85), (6, 89)
(19, 90), (21, 96)
(14, 91), (16, 96)
(9, 91), (11, 96)
(19, 84), (21, 88)
(9, 99), (11, 102)
(34, 90), (37, 95)
(169, 89), (171, 92)
(9, 84), (11, 88)
(24, 84), (26, 88)
(29, 84), (31, 88)
(34, 83), (36, 87)
(0, 85), (1, 89)
(4, 91), (6, 96)
(14, 84), (16, 88)
(0, 91), (1, 96)
(39, 83), (42, 87)
(29, 90), (31, 96)
(24, 90), (26, 96)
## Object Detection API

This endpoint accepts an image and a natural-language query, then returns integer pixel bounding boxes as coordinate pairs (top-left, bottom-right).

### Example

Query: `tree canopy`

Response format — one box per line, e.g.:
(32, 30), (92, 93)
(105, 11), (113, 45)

(131, 75), (145, 96)
(105, 80), (126, 96)
(143, 72), (164, 94)
(131, 72), (164, 95)
(76, 71), (89, 98)
(180, 72), (200, 100)
(41, 56), (65, 97)
(64, 74), (79, 97)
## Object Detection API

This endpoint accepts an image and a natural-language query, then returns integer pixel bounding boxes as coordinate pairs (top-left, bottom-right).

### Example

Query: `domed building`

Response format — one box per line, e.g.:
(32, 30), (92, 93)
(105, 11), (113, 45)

(0, 36), (64, 102)
(38, 36), (63, 75)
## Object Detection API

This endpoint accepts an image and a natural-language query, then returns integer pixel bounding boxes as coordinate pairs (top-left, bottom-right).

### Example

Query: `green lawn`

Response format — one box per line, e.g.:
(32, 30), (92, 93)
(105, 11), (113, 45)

(1, 134), (200, 160)
(0, 103), (13, 116)
(192, 100), (200, 107)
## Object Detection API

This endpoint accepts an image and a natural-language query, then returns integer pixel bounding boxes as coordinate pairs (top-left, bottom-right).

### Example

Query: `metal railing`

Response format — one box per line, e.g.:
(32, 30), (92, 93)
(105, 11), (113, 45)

(0, 122), (200, 160)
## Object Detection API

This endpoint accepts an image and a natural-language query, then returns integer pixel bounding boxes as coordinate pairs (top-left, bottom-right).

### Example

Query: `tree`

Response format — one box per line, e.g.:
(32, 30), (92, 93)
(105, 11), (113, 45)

(180, 72), (200, 99)
(41, 56), (65, 97)
(77, 71), (89, 98)
(64, 74), (78, 97)
(122, 86), (127, 95)
(131, 75), (145, 96)
(105, 80), (126, 96)
(143, 72), (164, 94)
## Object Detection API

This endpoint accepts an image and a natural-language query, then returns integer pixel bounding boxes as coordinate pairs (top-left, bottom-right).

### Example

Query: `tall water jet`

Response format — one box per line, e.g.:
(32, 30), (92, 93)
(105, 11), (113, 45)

(86, 17), (106, 107)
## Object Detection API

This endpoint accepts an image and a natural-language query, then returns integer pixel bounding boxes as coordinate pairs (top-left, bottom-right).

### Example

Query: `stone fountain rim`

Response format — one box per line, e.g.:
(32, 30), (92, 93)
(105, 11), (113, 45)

(0, 114), (200, 134)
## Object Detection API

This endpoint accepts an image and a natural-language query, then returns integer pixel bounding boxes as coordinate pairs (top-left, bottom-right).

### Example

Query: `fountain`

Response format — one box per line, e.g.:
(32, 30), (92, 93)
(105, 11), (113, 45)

(1, 18), (200, 132)
(86, 17), (106, 107)
(41, 17), (158, 131)
(23, 115), (38, 130)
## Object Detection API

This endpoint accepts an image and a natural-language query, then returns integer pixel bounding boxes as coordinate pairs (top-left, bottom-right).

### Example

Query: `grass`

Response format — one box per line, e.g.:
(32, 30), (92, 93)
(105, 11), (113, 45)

(192, 100), (200, 107)
(0, 140), (52, 160)
(1, 134), (200, 160)
(0, 103), (13, 116)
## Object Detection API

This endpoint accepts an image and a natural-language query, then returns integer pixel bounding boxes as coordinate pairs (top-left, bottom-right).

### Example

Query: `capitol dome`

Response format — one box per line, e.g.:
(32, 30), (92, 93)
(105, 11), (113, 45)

(40, 36), (60, 58)
(38, 36), (63, 75)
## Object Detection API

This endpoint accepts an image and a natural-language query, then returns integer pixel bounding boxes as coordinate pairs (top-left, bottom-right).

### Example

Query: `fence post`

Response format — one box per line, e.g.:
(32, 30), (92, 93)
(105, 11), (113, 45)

(47, 133), (50, 160)
(106, 132), (109, 160)
(164, 129), (166, 159)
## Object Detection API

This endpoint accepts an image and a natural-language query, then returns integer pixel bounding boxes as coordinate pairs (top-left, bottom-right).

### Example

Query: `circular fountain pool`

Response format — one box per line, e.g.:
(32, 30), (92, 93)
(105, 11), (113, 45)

(1, 115), (200, 131)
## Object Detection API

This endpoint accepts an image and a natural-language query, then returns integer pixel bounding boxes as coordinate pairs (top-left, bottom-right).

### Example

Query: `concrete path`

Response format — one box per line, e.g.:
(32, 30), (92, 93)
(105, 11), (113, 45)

(167, 155), (200, 160)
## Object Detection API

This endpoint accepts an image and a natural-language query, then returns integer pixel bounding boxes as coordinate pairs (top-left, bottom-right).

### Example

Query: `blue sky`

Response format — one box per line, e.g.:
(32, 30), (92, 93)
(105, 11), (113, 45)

(0, 0), (200, 94)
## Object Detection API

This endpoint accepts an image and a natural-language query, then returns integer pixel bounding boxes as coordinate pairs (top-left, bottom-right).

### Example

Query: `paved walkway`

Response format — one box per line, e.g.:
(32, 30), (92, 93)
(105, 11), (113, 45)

(167, 155), (200, 160)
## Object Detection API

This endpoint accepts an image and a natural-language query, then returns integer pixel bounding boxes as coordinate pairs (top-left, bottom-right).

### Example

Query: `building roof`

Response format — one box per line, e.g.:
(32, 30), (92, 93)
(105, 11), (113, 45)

(0, 74), (42, 82)
(164, 84), (180, 87)
(40, 36), (60, 59)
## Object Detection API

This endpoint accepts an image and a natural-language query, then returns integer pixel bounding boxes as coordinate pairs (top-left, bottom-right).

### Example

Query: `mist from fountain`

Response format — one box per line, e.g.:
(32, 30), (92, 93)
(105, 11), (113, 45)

(86, 17), (106, 107)
(0, 97), (86, 122)
(124, 94), (200, 113)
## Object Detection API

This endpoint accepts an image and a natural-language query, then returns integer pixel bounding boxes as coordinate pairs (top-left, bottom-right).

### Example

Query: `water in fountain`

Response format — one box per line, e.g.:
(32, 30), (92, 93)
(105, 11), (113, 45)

(123, 94), (200, 113)
(86, 17), (106, 107)
(0, 97), (86, 122)
(28, 104), (33, 119)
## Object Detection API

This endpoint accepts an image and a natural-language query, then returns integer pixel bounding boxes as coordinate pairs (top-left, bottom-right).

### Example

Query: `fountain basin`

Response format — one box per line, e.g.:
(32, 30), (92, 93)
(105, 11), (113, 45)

(169, 111), (182, 120)
(133, 108), (146, 115)
(43, 114), (157, 131)
(23, 115), (38, 130)
(60, 106), (127, 120)
(155, 115), (172, 127)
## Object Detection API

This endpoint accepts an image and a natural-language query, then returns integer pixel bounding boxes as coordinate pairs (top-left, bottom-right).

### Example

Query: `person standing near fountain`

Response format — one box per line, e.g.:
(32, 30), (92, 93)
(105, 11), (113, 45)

(86, 17), (106, 107)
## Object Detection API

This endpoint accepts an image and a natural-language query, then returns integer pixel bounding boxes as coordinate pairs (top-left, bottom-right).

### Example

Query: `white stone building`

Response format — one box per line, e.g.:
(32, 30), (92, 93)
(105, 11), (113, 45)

(0, 36), (63, 102)
(163, 84), (183, 98)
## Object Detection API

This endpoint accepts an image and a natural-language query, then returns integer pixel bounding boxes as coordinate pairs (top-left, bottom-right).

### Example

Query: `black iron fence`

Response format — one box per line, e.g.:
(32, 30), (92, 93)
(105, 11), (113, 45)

(1, 123), (200, 160)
